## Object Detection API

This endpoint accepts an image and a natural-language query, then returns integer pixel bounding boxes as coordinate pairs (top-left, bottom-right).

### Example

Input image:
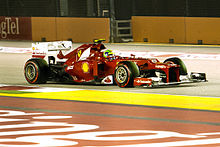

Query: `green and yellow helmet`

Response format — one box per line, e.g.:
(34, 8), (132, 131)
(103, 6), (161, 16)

(103, 49), (113, 58)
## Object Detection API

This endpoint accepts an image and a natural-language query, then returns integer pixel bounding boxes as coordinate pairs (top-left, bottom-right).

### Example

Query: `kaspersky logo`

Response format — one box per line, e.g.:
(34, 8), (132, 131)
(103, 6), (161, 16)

(0, 17), (20, 39)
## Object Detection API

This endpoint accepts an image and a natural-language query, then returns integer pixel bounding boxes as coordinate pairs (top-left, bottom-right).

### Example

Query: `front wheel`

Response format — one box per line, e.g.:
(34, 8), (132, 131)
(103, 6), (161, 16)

(24, 58), (48, 84)
(114, 62), (139, 88)
(164, 57), (187, 75)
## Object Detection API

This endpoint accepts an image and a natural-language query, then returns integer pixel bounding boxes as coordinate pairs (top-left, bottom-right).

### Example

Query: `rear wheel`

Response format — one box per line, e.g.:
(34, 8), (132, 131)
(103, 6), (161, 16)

(24, 58), (48, 84)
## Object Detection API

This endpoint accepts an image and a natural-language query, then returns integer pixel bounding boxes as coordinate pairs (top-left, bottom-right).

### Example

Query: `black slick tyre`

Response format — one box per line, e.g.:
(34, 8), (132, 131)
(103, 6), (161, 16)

(164, 57), (187, 75)
(24, 58), (48, 84)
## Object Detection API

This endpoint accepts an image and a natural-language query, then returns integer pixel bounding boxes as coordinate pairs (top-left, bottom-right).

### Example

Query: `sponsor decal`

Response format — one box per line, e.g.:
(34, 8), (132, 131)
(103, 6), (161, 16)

(155, 65), (167, 69)
(0, 17), (32, 40)
(0, 17), (19, 38)
(136, 79), (151, 84)
(82, 62), (89, 73)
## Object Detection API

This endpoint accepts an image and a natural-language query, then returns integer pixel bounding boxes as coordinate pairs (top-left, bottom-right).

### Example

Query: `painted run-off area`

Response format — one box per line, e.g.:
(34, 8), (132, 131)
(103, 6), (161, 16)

(0, 95), (220, 146)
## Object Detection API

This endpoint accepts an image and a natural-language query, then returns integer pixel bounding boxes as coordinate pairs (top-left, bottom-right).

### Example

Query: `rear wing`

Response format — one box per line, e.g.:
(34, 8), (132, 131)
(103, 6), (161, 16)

(32, 41), (72, 58)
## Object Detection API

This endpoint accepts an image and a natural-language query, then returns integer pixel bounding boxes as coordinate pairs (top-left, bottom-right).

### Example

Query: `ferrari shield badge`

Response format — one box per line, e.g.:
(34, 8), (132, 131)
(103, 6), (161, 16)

(77, 50), (82, 58)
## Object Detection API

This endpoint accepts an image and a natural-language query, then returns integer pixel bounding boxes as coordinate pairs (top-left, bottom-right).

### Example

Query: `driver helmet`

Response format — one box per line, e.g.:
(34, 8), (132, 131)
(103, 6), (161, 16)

(103, 49), (114, 58)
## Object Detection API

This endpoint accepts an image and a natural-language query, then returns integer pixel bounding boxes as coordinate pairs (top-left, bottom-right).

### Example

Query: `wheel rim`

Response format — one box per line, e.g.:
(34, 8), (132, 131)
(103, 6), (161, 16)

(116, 66), (127, 83)
(25, 64), (36, 80)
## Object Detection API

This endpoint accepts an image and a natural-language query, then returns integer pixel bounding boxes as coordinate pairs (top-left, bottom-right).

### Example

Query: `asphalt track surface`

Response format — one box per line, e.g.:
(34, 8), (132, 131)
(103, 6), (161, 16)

(0, 41), (220, 97)
(0, 41), (220, 146)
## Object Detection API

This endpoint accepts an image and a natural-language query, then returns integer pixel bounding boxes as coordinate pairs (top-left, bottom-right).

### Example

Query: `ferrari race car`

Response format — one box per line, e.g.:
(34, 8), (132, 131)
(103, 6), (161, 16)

(24, 39), (206, 88)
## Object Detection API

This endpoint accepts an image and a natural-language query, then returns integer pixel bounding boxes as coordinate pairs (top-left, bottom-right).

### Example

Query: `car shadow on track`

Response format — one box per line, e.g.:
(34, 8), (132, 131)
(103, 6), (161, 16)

(38, 81), (201, 90)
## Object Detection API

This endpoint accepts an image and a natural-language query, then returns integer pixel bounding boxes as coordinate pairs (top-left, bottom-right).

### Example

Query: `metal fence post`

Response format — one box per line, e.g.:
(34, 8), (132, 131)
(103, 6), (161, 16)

(109, 0), (116, 43)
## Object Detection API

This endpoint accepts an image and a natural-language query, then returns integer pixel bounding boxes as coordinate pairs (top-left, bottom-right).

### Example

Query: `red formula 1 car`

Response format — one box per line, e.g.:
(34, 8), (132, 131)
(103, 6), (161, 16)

(24, 39), (206, 87)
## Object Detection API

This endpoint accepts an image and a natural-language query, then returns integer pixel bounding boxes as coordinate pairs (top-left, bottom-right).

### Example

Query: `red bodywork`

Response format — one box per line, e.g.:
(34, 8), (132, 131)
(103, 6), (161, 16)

(25, 41), (206, 87)
(32, 42), (180, 87)
(55, 43), (179, 86)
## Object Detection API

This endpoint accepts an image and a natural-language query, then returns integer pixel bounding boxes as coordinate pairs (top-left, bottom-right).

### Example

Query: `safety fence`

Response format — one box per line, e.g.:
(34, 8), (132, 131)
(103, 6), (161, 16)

(1, 16), (220, 44)
(132, 16), (220, 44)
(0, 16), (110, 43)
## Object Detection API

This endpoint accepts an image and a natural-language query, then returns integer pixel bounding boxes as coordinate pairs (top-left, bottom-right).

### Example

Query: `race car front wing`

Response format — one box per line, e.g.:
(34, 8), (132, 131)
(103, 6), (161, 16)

(133, 72), (207, 88)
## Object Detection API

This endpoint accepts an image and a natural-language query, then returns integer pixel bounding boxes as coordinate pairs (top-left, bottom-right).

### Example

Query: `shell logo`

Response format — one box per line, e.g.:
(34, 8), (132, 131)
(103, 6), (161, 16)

(82, 62), (89, 73)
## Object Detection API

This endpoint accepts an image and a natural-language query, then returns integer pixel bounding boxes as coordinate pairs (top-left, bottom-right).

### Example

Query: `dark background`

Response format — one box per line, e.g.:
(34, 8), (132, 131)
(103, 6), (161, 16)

(1, 0), (220, 19)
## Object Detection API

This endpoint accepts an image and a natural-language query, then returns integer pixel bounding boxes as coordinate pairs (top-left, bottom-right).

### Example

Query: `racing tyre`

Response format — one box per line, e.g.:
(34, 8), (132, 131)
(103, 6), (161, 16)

(114, 62), (139, 88)
(164, 57), (187, 75)
(24, 58), (48, 84)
